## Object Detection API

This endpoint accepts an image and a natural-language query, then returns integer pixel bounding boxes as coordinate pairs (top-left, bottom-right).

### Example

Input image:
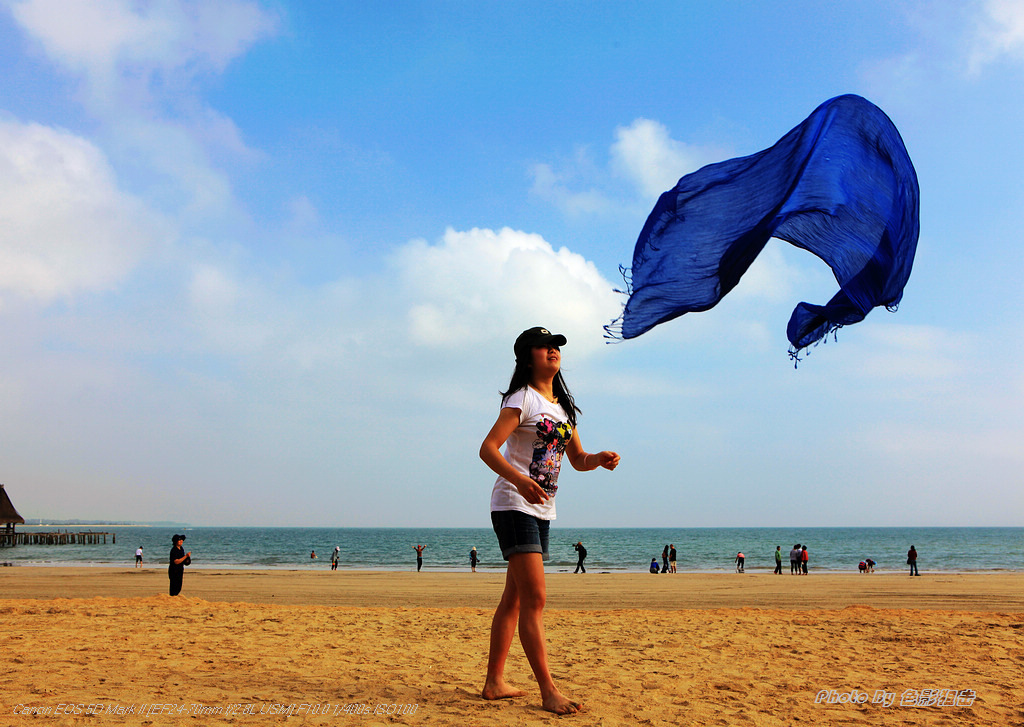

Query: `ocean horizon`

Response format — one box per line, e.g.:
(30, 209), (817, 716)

(3, 526), (1023, 574)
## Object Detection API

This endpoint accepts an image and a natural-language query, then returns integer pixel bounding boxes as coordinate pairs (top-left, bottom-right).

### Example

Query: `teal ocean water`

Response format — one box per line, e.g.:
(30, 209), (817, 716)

(3, 526), (1023, 573)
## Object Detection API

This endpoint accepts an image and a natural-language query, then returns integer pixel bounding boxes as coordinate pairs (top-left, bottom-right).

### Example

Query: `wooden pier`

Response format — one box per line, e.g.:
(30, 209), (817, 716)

(0, 531), (112, 547)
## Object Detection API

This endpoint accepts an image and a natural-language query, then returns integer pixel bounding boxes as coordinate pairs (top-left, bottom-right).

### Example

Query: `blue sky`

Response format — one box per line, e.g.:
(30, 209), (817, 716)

(0, 0), (1021, 528)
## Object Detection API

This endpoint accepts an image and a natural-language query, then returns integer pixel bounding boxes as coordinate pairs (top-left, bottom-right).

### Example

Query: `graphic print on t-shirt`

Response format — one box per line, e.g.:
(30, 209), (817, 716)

(529, 417), (572, 496)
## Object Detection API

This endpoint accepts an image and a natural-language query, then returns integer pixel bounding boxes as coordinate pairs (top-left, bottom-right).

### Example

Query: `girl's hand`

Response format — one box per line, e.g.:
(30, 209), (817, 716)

(514, 478), (550, 505)
(592, 451), (620, 470)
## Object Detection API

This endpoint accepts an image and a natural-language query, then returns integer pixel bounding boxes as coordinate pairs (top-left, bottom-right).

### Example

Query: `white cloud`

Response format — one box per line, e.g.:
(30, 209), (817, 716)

(861, 0), (1024, 93)
(9, 0), (278, 85)
(968, 0), (1024, 72)
(0, 119), (166, 302)
(610, 118), (720, 200)
(393, 227), (621, 357)
(528, 162), (614, 217)
(531, 118), (727, 220)
(8, 0), (278, 220)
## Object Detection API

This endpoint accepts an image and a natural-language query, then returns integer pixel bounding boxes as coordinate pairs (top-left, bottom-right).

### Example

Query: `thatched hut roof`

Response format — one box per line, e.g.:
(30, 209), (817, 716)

(0, 484), (25, 525)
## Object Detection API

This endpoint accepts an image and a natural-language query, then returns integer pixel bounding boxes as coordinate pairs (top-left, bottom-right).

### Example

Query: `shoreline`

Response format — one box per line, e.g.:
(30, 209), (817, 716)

(3, 567), (1024, 611)
(6, 561), (1024, 575)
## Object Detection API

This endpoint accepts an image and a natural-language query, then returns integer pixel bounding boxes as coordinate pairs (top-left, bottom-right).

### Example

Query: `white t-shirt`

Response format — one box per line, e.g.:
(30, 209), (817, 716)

(489, 386), (573, 520)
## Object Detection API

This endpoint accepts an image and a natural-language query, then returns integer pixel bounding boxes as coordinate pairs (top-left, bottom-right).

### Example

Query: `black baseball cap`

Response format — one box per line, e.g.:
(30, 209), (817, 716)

(514, 327), (567, 361)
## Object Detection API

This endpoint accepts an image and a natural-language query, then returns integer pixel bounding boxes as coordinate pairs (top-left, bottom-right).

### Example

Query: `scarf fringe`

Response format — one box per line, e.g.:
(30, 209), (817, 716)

(788, 325), (843, 367)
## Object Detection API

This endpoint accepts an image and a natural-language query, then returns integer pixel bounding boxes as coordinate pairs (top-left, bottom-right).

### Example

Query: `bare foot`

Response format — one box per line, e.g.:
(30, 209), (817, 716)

(482, 680), (527, 701)
(542, 690), (583, 715)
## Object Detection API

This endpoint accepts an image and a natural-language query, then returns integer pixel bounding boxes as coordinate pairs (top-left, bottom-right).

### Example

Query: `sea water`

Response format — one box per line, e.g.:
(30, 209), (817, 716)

(3, 526), (1023, 573)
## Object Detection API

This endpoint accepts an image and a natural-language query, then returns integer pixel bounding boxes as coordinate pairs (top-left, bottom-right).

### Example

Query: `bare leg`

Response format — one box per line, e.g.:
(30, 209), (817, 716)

(483, 552), (581, 715)
(482, 565), (526, 701)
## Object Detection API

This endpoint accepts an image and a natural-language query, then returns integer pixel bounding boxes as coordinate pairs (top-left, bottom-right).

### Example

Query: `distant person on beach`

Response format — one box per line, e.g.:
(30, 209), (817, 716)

(859, 560), (868, 573)
(801, 545), (809, 574)
(866, 558), (876, 573)
(661, 544), (669, 573)
(331, 546), (340, 571)
(650, 557), (660, 573)
(471, 547), (478, 572)
(774, 546), (783, 574)
(310, 550), (317, 560)
(479, 326), (619, 715)
(413, 544), (426, 572)
(168, 534), (190, 596)
(907, 545), (919, 576)
(573, 541), (587, 573)
(790, 545), (801, 575)
(735, 552), (745, 573)
(135, 546), (143, 568)
(669, 544), (677, 573)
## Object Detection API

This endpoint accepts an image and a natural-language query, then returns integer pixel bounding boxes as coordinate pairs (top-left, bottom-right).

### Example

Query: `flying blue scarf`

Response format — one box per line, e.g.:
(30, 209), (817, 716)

(607, 94), (920, 359)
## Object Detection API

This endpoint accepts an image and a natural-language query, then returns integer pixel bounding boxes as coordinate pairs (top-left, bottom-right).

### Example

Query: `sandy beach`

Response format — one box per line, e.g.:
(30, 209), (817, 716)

(3, 568), (1023, 725)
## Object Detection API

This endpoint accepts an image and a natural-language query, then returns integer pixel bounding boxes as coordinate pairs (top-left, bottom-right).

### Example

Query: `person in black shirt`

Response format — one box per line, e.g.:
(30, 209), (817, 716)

(168, 534), (190, 596)
(573, 541), (587, 573)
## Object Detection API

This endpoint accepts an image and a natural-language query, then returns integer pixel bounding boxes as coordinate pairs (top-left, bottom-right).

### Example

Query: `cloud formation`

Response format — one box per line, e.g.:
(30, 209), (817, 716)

(9, 0), (277, 87)
(8, 0), (278, 218)
(530, 119), (726, 218)
(968, 0), (1024, 72)
(610, 118), (721, 200)
(395, 227), (621, 357)
(0, 119), (166, 302)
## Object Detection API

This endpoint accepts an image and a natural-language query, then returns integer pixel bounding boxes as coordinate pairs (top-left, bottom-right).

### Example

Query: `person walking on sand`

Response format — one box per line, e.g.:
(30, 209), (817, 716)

(331, 546), (340, 571)
(471, 547), (479, 572)
(135, 546), (143, 568)
(774, 546), (783, 574)
(480, 326), (620, 715)
(907, 545), (919, 576)
(168, 534), (190, 596)
(573, 541), (587, 573)
(413, 544), (426, 571)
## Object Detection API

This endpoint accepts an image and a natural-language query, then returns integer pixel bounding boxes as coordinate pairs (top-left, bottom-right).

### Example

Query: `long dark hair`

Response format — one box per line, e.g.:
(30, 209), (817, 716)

(500, 356), (581, 428)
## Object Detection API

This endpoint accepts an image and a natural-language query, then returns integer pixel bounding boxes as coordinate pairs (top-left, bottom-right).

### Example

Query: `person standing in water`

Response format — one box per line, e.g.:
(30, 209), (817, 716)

(479, 326), (620, 715)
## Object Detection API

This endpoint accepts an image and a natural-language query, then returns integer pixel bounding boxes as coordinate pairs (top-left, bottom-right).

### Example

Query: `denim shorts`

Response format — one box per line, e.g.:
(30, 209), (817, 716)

(491, 510), (550, 561)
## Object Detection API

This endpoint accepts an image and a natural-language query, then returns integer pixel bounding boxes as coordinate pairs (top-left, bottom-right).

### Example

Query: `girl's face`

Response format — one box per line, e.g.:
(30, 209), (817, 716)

(530, 344), (561, 377)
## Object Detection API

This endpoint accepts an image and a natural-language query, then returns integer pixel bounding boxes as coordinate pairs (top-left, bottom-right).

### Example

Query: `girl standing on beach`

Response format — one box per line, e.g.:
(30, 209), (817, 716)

(480, 326), (620, 715)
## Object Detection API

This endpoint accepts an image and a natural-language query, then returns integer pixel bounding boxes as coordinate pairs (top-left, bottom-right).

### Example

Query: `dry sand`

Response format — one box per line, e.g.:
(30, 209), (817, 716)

(2, 568), (1023, 725)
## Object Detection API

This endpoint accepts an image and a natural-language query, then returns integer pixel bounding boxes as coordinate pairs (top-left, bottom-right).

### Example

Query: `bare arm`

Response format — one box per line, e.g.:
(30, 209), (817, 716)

(479, 407), (551, 505)
(565, 429), (620, 472)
